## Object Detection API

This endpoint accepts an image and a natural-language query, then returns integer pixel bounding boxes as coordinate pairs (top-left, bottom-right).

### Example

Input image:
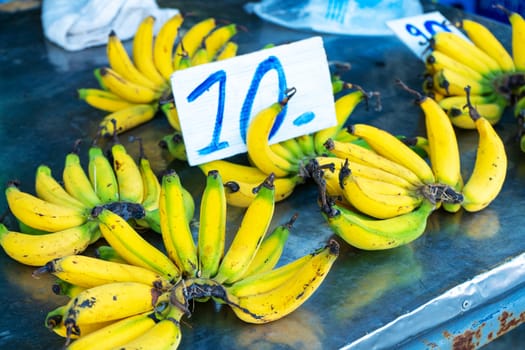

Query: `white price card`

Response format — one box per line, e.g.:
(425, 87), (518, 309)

(171, 36), (336, 166)
(387, 11), (468, 61)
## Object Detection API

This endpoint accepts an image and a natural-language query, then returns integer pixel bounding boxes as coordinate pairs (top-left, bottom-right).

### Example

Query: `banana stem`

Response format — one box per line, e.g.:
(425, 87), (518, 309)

(419, 183), (463, 205)
(395, 79), (426, 103)
(305, 159), (339, 217)
(91, 201), (146, 220)
(280, 87), (297, 106)
(464, 85), (482, 121)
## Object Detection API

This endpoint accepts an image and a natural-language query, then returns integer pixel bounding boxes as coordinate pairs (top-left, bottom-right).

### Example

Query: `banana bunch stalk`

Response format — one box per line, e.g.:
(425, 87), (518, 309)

(422, 6), (525, 143)
(0, 135), (187, 266)
(79, 14), (240, 135)
(39, 170), (338, 349)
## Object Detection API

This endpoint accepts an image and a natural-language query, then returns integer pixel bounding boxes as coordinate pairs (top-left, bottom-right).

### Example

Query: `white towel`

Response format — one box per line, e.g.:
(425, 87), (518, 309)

(41, 0), (179, 51)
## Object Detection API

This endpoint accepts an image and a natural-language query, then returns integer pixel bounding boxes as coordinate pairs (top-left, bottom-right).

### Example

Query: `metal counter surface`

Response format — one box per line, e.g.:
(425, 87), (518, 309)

(1, 1), (524, 349)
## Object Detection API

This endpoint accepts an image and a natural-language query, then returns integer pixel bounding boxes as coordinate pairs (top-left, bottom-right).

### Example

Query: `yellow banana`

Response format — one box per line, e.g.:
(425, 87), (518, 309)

(0, 221), (99, 266)
(448, 101), (505, 129)
(309, 157), (346, 199)
(111, 141), (144, 203)
(46, 305), (113, 340)
(425, 50), (486, 82)
(216, 41), (238, 60)
(159, 170), (198, 277)
(279, 137), (306, 161)
(339, 173), (423, 219)
(269, 141), (301, 165)
(438, 93), (497, 111)
(160, 101), (181, 131)
(34, 254), (172, 289)
(215, 176), (276, 284)
(115, 308), (183, 350)
(224, 240), (339, 324)
(198, 170), (226, 279)
(78, 88), (136, 112)
(459, 18), (515, 72)
(430, 31), (502, 77)
(198, 159), (267, 184)
(87, 145), (119, 203)
(99, 103), (158, 136)
(52, 279), (87, 299)
(223, 174), (299, 208)
(397, 81), (463, 212)
(432, 68), (492, 96)
(107, 30), (160, 91)
(461, 88), (508, 212)
(154, 13), (184, 80)
(351, 174), (416, 197)
(138, 152), (161, 212)
(63, 150), (102, 207)
(65, 312), (157, 350)
(237, 214), (296, 280)
(95, 67), (160, 104)
(320, 198), (435, 250)
(35, 164), (88, 211)
(246, 89), (299, 177)
(125, 137), (164, 232)
(295, 133), (317, 158)
(176, 51), (192, 70)
(62, 282), (159, 335)
(190, 46), (211, 66)
(5, 183), (89, 232)
(132, 16), (167, 88)
(227, 244), (311, 298)
(95, 245), (127, 264)
(158, 131), (187, 161)
(313, 89), (365, 154)
(349, 123), (435, 184)
(495, 5), (525, 70)
(173, 17), (216, 70)
(204, 23), (238, 59)
(322, 140), (424, 187)
(94, 207), (180, 282)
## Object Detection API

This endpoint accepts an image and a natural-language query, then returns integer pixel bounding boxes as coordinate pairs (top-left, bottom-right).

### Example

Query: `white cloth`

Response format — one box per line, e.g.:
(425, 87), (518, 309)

(41, 0), (179, 51)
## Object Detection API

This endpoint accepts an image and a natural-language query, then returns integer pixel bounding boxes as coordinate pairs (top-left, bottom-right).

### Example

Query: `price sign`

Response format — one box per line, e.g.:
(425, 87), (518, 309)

(387, 11), (468, 61)
(171, 36), (336, 166)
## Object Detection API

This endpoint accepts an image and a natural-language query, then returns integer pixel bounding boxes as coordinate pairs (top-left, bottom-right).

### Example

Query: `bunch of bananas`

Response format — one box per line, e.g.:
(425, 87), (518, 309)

(0, 135), (195, 266)
(30, 169), (338, 349)
(305, 79), (507, 250)
(422, 6), (525, 144)
(78, 14), (240, 135)
(192, 80), (382, 208)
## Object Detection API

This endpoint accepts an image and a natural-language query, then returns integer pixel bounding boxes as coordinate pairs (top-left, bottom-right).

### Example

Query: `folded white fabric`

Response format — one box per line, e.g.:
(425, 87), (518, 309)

(41, 0), (179, 51)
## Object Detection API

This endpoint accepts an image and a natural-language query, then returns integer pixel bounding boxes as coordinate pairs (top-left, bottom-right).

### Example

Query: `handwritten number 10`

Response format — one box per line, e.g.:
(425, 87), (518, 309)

(187, 56), (287, 156)
(187, 70), (229, 156)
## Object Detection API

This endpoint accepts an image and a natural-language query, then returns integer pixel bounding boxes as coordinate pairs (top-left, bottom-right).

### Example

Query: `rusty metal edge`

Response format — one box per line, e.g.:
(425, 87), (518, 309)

(341, 252), (525, 350)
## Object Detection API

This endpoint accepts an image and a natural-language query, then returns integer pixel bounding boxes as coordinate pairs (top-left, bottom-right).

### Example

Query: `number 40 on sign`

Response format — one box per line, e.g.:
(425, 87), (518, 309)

(170, 36), (337, 166)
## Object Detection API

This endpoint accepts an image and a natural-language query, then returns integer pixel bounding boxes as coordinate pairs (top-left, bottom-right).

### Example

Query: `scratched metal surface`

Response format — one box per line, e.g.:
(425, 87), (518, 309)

(0, 1), (523, 349)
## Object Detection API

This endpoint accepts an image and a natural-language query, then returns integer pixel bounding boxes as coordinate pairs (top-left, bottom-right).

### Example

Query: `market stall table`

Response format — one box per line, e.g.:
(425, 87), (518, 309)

(0, 1), (524, 349)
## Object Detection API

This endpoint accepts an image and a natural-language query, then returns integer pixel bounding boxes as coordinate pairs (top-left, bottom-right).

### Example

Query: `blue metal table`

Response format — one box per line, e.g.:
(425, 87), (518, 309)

(0, 1), (523, 349)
